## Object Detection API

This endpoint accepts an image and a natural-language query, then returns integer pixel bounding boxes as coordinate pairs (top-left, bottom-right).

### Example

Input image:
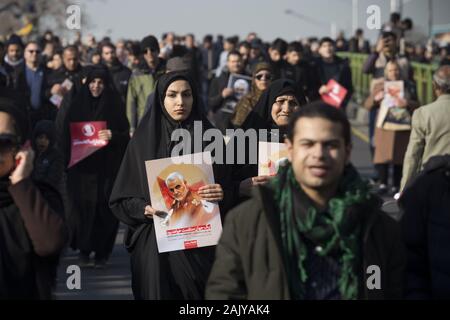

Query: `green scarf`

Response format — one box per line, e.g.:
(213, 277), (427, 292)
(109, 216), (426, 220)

(270, 163), (371, 300)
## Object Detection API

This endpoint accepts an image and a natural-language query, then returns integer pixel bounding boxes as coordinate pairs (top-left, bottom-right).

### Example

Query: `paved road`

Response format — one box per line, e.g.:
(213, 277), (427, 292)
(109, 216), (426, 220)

(55, 117), (393, 300)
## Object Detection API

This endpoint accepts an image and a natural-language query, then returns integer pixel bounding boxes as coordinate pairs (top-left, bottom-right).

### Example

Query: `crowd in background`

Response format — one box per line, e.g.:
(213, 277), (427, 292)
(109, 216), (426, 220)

(0, 10), (450, 300)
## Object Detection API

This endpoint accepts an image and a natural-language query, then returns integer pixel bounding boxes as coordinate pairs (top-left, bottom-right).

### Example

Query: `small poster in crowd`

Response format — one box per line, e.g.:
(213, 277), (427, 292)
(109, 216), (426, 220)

(321, 79), (348, 108)
(145, 152), (223, 253)
(258, 141), (289, 176)
(68, 121), (108, 168)
(222, 73), (252, 114)
(376, 81), (411, 130)
(50, 79), (74, 108)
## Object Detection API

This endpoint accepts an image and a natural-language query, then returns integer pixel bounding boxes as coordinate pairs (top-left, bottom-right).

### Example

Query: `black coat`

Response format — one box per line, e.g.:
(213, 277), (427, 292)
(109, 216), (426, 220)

(281, 60), (321, 102)
(207, 71), (234, 133)
(107, 60), (132, 104)
(56, 68), (129, 257)
(206, 185), (406, 300)
(110, 72), (236, 300)
(45, 65), (84, 100)
(400, 155), (450, 299)
(315, 56), (354, 108)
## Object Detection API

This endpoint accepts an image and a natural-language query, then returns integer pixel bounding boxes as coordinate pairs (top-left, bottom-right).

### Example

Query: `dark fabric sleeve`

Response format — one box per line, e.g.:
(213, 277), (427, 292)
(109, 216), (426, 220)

(110, 197), (153, 227)
(400, 182), (432, 299)
(8, 178), (67, 257)
(341, 62), (354, 108)
(205, 209), (247, 300)
(362, 53), (379, 75)
(47, 152), (65, 189)
(208, 77), (224, 112)
(305, 63), (321, 101)
(55, 89), (74, 168)
(383, 215), (407, 299)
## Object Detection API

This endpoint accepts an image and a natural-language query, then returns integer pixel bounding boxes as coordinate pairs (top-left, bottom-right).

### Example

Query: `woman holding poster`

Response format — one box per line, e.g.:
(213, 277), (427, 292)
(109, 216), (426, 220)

(109, 72), (235, 300)
(235, 79), (306, 197)
(56, 66), (130, 268)
(363, 60), (419, 196)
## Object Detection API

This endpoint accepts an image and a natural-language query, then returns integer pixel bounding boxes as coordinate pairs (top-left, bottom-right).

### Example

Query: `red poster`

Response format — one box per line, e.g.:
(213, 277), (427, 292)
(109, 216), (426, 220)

(321, 79), (348, 108)
(68, 121), (108, 168)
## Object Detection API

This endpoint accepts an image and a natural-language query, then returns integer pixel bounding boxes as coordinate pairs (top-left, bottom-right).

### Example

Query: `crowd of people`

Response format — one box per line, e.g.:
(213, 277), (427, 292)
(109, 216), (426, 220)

(0, 11), (450, 300)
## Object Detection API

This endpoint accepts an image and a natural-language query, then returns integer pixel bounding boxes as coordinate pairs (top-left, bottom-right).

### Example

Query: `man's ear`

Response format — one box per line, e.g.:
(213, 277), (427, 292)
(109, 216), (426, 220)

(285, 137), (293, 163)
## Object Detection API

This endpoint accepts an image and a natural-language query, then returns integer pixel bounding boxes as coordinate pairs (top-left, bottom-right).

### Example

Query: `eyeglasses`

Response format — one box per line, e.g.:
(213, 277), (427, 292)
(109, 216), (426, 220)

(255, 74), (272, 81)
(27, 50), (41, 54)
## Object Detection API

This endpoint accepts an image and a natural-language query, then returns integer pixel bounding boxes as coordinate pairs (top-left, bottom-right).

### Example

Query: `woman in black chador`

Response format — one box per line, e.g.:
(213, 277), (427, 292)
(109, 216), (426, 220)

(109, 72), (235, 299)
(56, 66), (129, 268)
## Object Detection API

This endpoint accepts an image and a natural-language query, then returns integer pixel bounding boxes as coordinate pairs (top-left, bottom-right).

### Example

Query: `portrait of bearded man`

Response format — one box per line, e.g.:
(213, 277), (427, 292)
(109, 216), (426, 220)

(163, 172), (214, 227)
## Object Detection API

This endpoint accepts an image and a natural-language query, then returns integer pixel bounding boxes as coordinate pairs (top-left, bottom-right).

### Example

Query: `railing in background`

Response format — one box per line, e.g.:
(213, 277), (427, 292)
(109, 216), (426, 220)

(337, 52), (438, 105)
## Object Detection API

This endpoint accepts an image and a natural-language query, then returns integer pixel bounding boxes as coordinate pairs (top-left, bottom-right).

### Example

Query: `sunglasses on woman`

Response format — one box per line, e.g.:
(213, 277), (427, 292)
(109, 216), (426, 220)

(255, 73), (272, 81)
(0, 133), (20, 154)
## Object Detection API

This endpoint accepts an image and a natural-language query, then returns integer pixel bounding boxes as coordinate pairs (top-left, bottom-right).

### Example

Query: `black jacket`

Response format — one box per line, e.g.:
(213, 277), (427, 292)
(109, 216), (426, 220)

(206, 185), (405, 300)
(282, 60), (321, 102)
(45, 65), (84, 100)
(207, 71), (234, 133)
(400, 155), (450, 299)
(315, 55), (354, 108)
(107, 60), (132, 104)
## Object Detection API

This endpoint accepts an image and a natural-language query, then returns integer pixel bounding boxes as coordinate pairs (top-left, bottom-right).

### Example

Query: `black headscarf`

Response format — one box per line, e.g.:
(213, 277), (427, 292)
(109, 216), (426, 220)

(110, 72), (215, 217)
(109, 72), (232, 300)
(68, 65), (113, 121)
(241, 78), (307, 131)
(32, 120), (56, 152)
(56, 65), (129, 168)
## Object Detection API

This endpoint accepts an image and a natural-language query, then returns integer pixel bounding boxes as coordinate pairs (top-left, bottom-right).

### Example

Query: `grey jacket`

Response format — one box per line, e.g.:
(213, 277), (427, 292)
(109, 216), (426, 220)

(401, 94), (450, 190)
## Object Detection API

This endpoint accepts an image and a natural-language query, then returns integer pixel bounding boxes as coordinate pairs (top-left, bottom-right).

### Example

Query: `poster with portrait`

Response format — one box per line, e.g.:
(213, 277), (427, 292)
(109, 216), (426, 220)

(376, 81), (411, 130)
(145, 152), (222, 253)
(258, 141), (289, 176)
(69, 121), (108, 168)
(222, 73), (252, 114)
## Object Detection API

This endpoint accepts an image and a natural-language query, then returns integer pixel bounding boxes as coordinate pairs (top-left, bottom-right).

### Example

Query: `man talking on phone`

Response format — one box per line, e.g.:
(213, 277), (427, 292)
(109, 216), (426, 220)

(0, 96), (67, 300)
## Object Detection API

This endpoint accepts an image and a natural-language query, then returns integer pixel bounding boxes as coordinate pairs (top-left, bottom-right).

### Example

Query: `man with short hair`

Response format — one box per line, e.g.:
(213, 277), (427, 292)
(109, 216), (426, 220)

(349, 29), (370, 54)
(316, 37), (353, 110)
(126, 35), (166, 136)
(208, 50), (244, 133)
(401, 65), (450, 190)
(283, 41), (321, 102)
(100, 42), (131, 103)
(215, 37), (237, 77)
(268, 38), (288, 80)
(46, 45), (84, 103)
(22, 42), (52, 125)
(200, 35), (219, 106)
(3, 34), (25, 90)
(206, 102), (405, 300)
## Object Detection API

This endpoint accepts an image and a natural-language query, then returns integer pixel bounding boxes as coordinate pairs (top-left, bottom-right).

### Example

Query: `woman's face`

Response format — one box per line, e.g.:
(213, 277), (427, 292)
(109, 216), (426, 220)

(254, 70), (272, 91)
(386, 63), (400, 81)
(52, 54), (63, 70)
(164, 80), (193, 122)
(271, 94), (300, 127)
(89, 78), (105, 97)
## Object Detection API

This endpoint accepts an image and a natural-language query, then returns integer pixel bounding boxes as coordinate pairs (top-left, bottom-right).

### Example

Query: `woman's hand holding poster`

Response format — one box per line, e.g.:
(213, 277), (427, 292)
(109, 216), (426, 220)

(145, 152), (222, 253)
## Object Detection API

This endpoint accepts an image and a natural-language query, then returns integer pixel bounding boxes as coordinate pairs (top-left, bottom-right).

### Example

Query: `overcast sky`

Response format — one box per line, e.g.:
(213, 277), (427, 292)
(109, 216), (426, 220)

(72, 0), (450, 44)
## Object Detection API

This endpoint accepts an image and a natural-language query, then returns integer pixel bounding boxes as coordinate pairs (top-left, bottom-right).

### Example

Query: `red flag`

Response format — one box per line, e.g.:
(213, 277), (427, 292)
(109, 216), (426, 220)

(68, 121), (108, 168)
(321, 79), (348, 108)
